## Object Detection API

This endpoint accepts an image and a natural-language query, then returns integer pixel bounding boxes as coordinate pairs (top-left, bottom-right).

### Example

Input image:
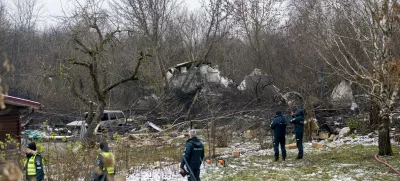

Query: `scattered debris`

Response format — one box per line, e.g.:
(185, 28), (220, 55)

(285, 143), (297, 149)
(244, 130), (254, 139)
(22, 130), (42, 139)
(232, 151), (241, 157)
(331, 80), (354, 107)
(283, 91), (304, 107)
(145, 121), (162, 132)
(317, 132), (329, 140)
(312, 142), (324, 149)
(339, 127), (351, 138)
(166, 61), (232, 92)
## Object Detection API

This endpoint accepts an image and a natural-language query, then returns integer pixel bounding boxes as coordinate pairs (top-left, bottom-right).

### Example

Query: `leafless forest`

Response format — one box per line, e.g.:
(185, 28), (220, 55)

(0, 0), (400, 156)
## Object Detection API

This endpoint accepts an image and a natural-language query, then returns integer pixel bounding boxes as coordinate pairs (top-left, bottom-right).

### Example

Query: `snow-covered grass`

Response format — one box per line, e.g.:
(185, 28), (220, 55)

(200, 140), (400, 181)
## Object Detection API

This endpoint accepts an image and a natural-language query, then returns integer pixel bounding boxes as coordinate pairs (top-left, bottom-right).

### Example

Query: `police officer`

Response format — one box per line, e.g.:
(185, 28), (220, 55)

(290, 108), (305, 159)
(93, 141), (115, 181)
(270, 111), (287, 161)
(180, 130), (204, 181)
(24, 142), (44, 181)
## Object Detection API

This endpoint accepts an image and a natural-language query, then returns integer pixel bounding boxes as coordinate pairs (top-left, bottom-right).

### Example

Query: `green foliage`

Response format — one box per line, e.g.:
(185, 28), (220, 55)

(113, 132), (122, 140)
(350, 133), (356, 139)
(346, 117), (360, 131)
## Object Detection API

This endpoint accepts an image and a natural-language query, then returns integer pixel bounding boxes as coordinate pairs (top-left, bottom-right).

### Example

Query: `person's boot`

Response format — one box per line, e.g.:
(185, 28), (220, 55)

(296, 156), (303, 159)
(274, 158), (279, 162)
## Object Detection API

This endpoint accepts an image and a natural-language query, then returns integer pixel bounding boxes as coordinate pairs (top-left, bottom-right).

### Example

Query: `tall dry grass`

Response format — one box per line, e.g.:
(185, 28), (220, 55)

(0, 133), (183, 181)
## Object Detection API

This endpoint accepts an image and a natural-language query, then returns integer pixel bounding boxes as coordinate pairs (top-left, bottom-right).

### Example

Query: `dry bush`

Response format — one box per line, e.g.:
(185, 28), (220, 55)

(215, 127), (232, 148)
(254, 128), (273, 149)
(1, 134), (183, 180)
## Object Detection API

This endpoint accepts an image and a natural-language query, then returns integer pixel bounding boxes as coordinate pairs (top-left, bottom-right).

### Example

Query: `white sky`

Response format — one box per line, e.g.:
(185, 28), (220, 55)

(39, 0), (201, 26)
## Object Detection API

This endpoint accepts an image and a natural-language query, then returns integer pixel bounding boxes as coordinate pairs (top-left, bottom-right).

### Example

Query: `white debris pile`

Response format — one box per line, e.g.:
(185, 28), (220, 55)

(326, 135), (377, 148)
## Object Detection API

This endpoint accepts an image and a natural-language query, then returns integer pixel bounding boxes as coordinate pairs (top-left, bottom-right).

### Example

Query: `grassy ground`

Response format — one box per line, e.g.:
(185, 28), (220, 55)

(202, 144), (400, 181)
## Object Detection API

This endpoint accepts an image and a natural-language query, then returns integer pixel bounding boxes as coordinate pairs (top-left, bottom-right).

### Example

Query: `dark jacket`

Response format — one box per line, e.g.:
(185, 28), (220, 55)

(180, 137), (204, 171)
(270, 113), (287, 137)
(290, 109), (305, 133)
(25, 153), (45, 181)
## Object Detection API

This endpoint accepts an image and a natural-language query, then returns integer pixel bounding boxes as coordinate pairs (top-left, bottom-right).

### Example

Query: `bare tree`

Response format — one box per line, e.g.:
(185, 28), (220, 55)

(111, 0), (181, 89)
(60, 1), (151, 143)
(8, 0), (43, 32)
(231, 0), (281, 73)
(313, 0), (400, 155)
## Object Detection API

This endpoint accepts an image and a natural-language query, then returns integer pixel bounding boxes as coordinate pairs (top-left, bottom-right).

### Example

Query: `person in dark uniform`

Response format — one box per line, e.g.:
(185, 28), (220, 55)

(180, 130), (204, 181)
(290, 108), (305, 159)
(270, 111), (287, 161)
(24, 142), (45, 181)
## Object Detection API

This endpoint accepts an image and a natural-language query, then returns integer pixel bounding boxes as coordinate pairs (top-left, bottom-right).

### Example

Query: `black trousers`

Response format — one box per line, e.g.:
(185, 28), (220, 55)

(188, 169), (200, 181)
(274, 136), (286, 160)
(295, 132), (304, 158)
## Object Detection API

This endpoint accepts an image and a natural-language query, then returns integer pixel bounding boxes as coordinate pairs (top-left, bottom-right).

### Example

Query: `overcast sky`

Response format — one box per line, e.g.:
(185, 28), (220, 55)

(39, 0), (201, 26)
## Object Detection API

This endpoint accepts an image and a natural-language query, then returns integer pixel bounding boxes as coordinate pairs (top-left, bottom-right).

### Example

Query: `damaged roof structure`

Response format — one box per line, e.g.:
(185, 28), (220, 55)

(166, 61), (232, 93)
(237, 68), (285, 103)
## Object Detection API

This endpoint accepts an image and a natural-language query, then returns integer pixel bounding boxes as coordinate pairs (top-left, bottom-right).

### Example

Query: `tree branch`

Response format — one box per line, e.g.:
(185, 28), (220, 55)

(68, 58), (91, 67)
(73, 34), (93, 55)
(103, 51), (151, 93)
(67, 76), (93, 106)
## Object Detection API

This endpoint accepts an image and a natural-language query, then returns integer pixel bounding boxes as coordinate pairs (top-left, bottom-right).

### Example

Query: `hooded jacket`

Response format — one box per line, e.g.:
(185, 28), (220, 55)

(270, 113), (287, 137)
(180, 137), (204, 171)
(290, 109), (305, 133)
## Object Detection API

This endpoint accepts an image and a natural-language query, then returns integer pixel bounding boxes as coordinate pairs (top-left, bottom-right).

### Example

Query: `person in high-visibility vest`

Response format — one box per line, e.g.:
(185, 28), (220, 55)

(93, 141), (115, 181)
(24, 142), (44, 181)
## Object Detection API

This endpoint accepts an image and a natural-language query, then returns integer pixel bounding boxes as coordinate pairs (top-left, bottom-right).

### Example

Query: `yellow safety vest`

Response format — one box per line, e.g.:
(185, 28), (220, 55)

(99, 152), (115, 174)
(25, 154), (37, 176)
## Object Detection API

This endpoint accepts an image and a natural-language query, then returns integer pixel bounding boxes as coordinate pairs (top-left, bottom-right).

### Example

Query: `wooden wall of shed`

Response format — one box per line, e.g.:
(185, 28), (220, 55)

(0, 106), (20, 142)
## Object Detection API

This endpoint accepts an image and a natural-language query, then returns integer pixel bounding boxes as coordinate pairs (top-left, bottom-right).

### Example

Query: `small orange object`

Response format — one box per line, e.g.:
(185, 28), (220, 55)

(218, 159), (225, 165)
(206, 159), (211, 164)
(232, 151), (240, 157)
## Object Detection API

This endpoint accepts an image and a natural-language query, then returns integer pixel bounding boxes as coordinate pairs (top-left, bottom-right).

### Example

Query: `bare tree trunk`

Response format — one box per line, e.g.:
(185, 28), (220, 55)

(369, 100), (380, 131)
(378, 108), (392, 156)
(86, 102), (106, 144)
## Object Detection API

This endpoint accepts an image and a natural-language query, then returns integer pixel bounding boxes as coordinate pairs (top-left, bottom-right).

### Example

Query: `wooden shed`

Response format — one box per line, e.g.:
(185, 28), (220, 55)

(0, 95), (42, 143)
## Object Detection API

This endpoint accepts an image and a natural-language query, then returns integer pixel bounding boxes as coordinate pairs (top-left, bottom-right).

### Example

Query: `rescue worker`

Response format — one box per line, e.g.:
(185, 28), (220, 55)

(24, 142), (44, 181)
(270, 111), (287, 161)
(93, 141), (115, 181)
(180, 130), (204, 181)
(290, 108), (305, 159)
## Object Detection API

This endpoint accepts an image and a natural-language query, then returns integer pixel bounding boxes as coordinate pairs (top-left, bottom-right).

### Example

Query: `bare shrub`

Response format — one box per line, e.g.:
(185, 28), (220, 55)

(215, 127), (232, 148)
(254, 128), (273, 149)
(1, 134), (182, 180)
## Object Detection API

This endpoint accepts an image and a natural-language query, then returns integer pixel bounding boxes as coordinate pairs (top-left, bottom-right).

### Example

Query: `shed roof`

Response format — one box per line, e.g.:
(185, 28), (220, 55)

(3, 95), (43, 109)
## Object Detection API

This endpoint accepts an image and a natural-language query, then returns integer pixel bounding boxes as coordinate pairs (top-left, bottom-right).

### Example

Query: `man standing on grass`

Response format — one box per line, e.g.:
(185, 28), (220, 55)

(270, 111), (287, 161)
(290, 108), (305, 159)
(24, 142), (45, 181)
(180, 129), (204, 181)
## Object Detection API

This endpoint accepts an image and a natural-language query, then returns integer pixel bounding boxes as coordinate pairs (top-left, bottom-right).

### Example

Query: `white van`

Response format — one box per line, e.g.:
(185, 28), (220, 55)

(84, 110), (127, 126)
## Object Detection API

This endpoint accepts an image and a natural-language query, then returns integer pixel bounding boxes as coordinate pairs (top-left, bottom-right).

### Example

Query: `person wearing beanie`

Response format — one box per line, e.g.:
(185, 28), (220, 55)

(24, 142), (44, 181)
(93, 141), (115, 181)
(180, 129), (204, 181)
(270, 111), (287, 161)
